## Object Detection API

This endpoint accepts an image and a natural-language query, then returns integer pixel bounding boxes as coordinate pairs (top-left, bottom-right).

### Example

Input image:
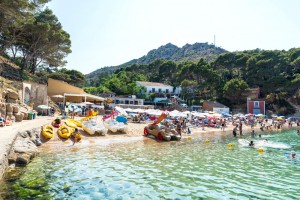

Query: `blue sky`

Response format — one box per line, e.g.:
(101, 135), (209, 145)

(48, 0), (300, 74)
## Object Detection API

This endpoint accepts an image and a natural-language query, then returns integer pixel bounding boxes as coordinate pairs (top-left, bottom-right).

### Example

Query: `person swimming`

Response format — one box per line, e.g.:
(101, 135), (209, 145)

(249, 141), (254, 146)
(290, 151), (296, 159)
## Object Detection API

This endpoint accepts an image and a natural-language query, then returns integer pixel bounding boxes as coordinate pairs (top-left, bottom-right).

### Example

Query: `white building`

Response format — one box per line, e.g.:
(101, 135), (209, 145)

(136, 81), (181, 95)
(203, 101), (230, 114)
(108, 95), (148, 108)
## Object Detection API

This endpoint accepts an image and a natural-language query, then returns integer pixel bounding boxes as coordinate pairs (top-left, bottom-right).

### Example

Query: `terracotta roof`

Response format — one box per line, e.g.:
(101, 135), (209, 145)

(136, 81), (172, 87)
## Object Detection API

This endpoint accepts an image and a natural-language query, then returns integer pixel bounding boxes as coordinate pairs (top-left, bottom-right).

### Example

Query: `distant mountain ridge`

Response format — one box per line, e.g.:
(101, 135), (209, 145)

(86, 42), (227, 80)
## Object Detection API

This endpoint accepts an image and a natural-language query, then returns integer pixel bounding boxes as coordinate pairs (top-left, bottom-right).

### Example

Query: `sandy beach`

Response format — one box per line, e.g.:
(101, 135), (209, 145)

(40, 115), (281, 149)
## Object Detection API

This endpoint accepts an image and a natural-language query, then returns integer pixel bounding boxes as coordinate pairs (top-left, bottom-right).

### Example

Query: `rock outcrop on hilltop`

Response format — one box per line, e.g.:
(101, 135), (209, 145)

(86, 42), (227, 82)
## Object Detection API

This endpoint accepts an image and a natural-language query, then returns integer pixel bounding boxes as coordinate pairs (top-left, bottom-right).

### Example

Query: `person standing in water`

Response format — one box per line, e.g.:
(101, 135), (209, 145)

(251, 130), (256, 138)
(239, 122), (243, 136)
(221, 119), (225, 131)
(233, 125), (238, 137)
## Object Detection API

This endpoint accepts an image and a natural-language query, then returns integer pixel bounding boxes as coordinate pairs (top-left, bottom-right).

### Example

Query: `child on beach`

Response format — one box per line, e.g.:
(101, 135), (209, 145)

(176, 122), (182, 136)
(232, 125), (238, 137)
(72, 128), (80, 145)
(221, 119), (225, 131)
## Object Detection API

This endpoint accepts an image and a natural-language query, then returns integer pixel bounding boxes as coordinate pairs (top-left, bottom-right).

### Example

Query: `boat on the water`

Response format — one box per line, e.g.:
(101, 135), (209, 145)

(103, 119), (128, 133)
(58, 125), (72, 139)
(82, 120), (108, 136)
(42, 125), (54, 139)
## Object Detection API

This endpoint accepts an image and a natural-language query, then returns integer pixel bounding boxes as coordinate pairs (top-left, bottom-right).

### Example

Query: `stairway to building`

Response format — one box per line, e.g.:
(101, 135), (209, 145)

(173, 103), (185, 112)
(287, 98), (300, 116)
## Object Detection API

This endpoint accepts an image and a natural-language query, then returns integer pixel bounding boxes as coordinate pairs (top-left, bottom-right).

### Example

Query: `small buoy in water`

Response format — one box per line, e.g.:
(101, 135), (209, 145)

(187, 136), (191, 141)
(228, 143), (233, 148)
(258, 148), (264, 153)
(205, 139), (210, 144)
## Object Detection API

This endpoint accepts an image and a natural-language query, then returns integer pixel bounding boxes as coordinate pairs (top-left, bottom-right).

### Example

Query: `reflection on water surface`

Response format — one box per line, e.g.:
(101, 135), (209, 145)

(1, 130), (300, 199)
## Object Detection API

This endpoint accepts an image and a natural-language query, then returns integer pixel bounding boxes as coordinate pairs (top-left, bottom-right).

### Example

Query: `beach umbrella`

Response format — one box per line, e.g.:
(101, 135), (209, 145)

(84, 102), (94, 105)
(37, 105), (49, 116)
(124, 108), (133, 112)
(256, 114), (264, 117)
(212, 113), (222, 118)
(52, 94), (64, 98)
(68, 104), (78, 111)
(52, 94), (64, 102)
(135, 108), (145, 113)
(115, 106), (128, 117)
(37, 105), (49, 110)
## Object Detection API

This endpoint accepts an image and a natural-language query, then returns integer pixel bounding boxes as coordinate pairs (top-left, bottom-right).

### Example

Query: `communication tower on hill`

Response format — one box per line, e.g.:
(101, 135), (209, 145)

(214, 35), (216, 47)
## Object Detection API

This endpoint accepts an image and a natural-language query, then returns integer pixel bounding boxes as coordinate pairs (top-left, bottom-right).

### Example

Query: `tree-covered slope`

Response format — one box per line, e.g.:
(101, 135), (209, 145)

(85, 48), (300, 115)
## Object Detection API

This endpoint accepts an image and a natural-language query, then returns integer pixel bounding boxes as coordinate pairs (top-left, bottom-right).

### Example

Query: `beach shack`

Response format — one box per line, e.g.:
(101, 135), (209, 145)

(202, 101), (230, 114)
(47, 78), (105, 104)
(247, 100), (265, 115)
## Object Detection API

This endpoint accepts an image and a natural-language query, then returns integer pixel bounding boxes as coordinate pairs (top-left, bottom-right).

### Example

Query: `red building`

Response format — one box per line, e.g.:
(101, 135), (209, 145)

(247, 100), (265, 115)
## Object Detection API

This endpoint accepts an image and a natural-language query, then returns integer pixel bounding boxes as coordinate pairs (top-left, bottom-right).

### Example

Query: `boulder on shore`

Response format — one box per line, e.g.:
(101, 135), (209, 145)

(9, 128), (41, 166)
(16, 153), (31, 165)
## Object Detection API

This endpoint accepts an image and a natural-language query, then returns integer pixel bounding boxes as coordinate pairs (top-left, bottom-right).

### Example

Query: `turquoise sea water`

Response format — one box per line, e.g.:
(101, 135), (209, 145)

(1, 129), (300, 199)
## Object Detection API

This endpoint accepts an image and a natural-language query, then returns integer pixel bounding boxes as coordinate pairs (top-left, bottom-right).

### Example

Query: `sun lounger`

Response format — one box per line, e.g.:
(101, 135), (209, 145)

(4, 120), (12, 126)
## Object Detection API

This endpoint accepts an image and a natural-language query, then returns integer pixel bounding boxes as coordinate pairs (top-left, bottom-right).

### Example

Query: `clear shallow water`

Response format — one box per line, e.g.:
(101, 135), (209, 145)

(1, 129), (300, 200)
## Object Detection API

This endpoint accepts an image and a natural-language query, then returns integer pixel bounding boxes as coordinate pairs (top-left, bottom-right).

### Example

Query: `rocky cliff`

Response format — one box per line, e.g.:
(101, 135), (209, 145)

(86, 42), (227, 81)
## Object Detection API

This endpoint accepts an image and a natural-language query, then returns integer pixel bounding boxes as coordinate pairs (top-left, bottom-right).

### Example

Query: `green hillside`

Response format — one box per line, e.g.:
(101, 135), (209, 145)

(84, 48), (300, 115)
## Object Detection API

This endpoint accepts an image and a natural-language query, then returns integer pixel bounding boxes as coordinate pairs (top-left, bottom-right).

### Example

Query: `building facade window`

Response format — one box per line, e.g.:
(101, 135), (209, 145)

(166, 89), (169, 93)
(152, 88), (155, 92)
(158, 88), (162, 93)
(254, 101), (259, 108)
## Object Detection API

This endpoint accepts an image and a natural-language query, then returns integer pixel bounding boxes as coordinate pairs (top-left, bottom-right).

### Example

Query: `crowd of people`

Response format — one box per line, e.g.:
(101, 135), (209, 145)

(0, 115), (13, 126)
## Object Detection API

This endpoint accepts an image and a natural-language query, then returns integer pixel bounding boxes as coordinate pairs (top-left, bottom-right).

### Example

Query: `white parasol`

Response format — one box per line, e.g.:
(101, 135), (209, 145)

(37, 105), (49, 110)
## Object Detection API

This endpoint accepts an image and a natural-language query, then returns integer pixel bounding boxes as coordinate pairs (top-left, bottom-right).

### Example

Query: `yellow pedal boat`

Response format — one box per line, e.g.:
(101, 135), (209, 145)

(42, 125), (54, 139)
(58, 125), (71, 139)
(67, 118), (82, 127)
(65, 119), (77, 128)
